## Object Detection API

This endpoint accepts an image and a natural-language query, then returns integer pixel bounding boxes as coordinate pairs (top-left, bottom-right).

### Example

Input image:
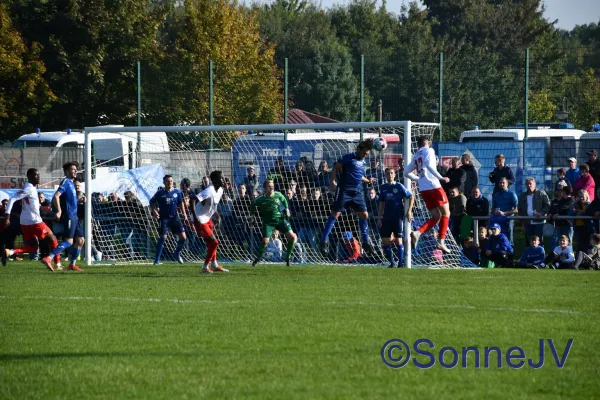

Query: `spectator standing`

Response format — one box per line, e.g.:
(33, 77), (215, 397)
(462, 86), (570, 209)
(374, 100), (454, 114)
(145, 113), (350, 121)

(586, 150), (600, 187)
(244, 167), (258, 195)
(446, 158), (466, 194)
(517, 177), (551, 243)
(38, 192), (51, 208)
(572, 164), (595, 202)
(548, 187), (574, 250)
(460, 153), (479, 196)
(293, 161), (311, 189)
(570, 189), (591, 252)
(315, 161), (331, 189)
(566, 157), (580, 187)
(448, 187), (467, 240)
(554, 168), (572, 193)
(489, 154), (515, 194)
(491, 177), (518, 242)
(466, 187), (490, 226)
(396, 155), (405, 179)
(435, 156), (448, 177)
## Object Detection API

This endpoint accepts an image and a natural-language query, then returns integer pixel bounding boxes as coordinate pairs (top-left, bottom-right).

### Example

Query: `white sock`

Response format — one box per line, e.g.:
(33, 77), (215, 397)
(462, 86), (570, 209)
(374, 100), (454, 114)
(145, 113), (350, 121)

(8, 249), (14, 256)
(210, 259), (218, 268)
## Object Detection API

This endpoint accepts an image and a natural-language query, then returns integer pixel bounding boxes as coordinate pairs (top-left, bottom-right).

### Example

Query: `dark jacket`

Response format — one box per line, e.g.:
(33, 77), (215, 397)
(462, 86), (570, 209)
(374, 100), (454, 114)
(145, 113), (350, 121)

(517, 190), (551, 220)
(466, 195), (490, 218)
(489, 165), (515, 194)
(549, 197), (574, 227)
(446, 167), (466, 193)
(461, 164), (479, 196)
(486, 233), (513, 254)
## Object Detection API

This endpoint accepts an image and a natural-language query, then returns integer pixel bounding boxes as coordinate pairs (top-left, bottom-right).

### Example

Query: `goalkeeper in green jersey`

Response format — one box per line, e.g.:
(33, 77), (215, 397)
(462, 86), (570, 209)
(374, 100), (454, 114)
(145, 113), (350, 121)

(252, 180), (298, 267)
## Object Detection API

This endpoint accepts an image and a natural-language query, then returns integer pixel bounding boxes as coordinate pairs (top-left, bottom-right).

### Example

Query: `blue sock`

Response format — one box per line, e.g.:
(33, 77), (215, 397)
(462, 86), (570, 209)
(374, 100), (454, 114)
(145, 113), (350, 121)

(70, 247), (81, 265)
(397, 244), (405, 266)
(321, 215), (337, 242)
(175, 238), (186, 255)
(52, 241), (72, 257)
(359, 218), (369, 242)
(383, 245), (394, 265)
(155, 237), (166, 263)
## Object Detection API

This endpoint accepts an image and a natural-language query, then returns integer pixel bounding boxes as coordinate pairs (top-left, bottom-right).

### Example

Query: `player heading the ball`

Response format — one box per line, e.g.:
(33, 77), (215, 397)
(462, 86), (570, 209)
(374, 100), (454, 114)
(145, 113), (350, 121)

(150, 175), (187, 265)
(320, 139), (377, 256)
(404, 136), (452, 254)
(251, 179), (298, 267)
(191, 170), (229, 274)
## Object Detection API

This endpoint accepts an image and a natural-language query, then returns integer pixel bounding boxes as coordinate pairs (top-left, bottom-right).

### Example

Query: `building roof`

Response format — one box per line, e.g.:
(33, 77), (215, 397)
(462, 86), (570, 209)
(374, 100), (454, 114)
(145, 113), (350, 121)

(285, 109), (340, 124)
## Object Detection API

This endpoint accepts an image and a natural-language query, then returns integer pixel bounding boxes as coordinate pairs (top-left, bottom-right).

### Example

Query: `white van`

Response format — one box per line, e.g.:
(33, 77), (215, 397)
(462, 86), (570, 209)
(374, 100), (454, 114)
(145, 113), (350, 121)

(11, 125), (169, 180)
(459, 123), (586, 142)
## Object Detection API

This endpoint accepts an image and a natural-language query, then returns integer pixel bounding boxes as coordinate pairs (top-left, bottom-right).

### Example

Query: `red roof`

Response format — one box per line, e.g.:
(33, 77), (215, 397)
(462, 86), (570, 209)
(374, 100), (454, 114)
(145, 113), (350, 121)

(284, 109), (340, 124)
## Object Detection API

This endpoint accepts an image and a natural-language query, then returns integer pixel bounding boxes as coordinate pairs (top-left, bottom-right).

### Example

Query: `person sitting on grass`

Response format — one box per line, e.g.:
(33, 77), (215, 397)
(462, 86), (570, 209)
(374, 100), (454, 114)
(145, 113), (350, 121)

(462, 236), (479, 265)
(478, 226), (494, 268)
(515, 235), (546, 269)
(573, 233), (600, 270)
(484, 223), (513, 267)
(547, 235), (575, 269)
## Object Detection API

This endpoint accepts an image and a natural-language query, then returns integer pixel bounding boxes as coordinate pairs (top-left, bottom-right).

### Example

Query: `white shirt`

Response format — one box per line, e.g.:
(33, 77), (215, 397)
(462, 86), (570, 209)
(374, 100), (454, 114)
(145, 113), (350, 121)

(6, 182), (43, 225)
(553, 246), (575, 263)
(404, 146), (442, 191)
(195, 184), (223, 224)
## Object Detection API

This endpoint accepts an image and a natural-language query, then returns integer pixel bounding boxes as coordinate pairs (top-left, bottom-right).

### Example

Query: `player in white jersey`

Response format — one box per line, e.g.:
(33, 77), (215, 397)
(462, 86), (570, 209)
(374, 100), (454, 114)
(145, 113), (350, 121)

(2, 168), (61, 271)
(404, 136), (452, 254)
(191, 170), (228, 274)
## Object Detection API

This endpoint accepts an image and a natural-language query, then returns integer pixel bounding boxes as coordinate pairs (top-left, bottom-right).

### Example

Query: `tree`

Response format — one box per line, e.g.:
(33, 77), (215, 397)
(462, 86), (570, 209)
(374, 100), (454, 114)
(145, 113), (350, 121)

(528, 89), (557, 123)
(257, 1), (368, 121)
(0, 3), (55, 142)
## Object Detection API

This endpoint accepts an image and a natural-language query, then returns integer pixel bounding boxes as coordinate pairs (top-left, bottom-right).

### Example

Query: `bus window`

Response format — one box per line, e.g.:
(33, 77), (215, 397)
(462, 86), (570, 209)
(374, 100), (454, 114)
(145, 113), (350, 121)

(92, 138), (124, 167)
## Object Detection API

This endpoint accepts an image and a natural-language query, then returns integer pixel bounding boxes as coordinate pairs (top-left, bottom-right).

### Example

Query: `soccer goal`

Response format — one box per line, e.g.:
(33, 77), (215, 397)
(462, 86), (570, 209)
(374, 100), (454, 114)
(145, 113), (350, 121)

(83, 121), (474, 268)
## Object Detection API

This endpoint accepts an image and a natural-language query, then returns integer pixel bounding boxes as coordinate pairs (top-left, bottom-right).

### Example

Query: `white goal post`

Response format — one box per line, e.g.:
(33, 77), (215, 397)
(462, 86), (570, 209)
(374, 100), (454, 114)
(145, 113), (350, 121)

(83, 121), (473, 269)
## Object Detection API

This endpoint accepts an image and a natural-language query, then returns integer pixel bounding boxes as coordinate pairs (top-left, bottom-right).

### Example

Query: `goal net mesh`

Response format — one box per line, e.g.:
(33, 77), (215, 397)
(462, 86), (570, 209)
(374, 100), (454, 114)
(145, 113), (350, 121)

(86, 123), (473, 268)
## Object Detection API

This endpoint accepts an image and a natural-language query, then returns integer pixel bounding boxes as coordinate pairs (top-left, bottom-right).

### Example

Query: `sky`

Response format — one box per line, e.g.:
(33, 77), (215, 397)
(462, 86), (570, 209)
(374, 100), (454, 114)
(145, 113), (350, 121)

(316, 0), (600, 31)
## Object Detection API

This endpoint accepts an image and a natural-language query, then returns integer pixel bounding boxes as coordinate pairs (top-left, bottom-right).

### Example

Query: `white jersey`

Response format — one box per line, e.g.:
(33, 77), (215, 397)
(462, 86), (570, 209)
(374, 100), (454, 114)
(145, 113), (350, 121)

(195, 184), (223, 224)
(553, 246), (575, 263)
(6, 182), (43, 225)
(405, 146), (442, 191)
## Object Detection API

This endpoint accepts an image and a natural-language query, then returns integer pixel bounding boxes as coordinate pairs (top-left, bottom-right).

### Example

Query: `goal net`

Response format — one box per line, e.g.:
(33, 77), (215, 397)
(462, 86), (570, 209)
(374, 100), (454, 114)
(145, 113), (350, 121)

(83, 122), (475, 268)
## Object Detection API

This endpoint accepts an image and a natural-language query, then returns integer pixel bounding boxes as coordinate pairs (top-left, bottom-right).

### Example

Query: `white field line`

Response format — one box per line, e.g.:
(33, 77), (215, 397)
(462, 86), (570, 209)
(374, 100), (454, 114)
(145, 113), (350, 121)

(0, 295), (596, 316)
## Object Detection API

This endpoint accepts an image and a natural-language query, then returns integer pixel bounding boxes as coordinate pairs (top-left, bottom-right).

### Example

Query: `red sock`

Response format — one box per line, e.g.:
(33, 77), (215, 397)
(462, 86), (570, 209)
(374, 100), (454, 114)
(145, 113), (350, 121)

(51, 240), (60, 263)
(418, 218), (439, 234)
(13, 245), (39, 255)
(439, 216), (450, 239)
(205, 239), (219, 265)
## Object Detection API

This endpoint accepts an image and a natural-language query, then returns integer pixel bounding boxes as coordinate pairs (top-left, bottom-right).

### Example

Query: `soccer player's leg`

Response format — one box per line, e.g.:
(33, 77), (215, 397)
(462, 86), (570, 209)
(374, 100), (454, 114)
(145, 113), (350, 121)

(67, 220), (85, 271)
(170, 218), (187, 264)
(154, 219), (169, 265)
(46, 219), (74, 268)
(411, 188), (447, 250)
(436, 201), (452, 254)
(320, 189), (343, 254)
(351, 193), (375, 255)
(9, 224), (43, 268)
(253, 223), (274, 268)
(194, 219), (218, 273)
(278, 220), (297, 267)
(380, 221), (395, 268)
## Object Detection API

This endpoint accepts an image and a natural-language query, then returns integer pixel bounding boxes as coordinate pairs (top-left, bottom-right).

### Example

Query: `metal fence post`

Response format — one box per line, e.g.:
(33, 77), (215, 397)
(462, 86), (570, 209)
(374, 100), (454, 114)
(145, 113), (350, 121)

(284, 57), (288, 141)
(525, 48), (529, 141)
(209, 59), (214, 151)
(439, 52), (444, 142)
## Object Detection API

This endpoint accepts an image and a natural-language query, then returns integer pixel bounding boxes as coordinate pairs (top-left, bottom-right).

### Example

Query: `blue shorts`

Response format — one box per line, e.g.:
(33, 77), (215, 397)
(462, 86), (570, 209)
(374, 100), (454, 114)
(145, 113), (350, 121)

(159, 218), (185, 236)
(332, 189), (367, 213)
(57, 218), (84, 239)
(379, 218), (404, 238)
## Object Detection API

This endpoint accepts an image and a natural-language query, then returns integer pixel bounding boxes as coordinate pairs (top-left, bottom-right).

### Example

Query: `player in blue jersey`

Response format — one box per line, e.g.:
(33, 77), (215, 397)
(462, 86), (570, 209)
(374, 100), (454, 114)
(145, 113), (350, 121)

(377, 168), (415, 268)
(150, 175), (187, 265)
(43, 162), (86, 271)
(320, 139), (376, 256)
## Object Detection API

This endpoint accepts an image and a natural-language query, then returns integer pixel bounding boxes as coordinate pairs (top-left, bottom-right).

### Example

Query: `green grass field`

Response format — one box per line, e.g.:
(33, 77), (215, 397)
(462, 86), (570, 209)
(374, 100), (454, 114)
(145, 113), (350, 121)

(1, 261), (599, 399)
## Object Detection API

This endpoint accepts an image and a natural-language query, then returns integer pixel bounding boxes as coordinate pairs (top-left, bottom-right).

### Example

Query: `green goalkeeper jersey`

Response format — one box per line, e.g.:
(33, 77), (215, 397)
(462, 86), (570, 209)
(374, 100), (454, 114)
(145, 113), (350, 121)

(252, 192), (289, 224)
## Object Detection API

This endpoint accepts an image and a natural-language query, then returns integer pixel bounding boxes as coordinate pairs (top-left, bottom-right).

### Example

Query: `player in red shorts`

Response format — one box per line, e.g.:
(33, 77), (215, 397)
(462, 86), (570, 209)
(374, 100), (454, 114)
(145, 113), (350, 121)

(191, 171), (227, 274)
(2, 168), (61, 270)
(404, 136), (452, 254)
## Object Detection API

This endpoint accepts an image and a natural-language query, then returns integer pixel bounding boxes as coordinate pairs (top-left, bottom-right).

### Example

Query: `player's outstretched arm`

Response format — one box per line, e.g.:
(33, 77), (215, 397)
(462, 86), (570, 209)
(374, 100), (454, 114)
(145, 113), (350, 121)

(52, 191), (63, 220)
(403, 158), (419, 181)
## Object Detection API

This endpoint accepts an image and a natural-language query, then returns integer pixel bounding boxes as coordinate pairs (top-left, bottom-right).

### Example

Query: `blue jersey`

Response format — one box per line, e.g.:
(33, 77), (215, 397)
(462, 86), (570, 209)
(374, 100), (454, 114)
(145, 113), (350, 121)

(151, 188), (183, 219)
(337, 152), (366, 190)
(56, 177), (78, 220)
(519, 246), (545, 264)
(379, 182), (411, 218)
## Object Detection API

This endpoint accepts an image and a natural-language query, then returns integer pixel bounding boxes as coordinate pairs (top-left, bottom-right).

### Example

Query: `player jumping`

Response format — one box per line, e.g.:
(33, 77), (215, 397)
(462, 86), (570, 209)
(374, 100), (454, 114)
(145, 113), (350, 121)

(46, 162), (85, 271)
(150, 175), (187, 265)
(251, 179), (297, 267)
(2, 168), (61, 271)
(404, 136), (452, 254)
(191, 170), (228, 274)
(320, 140), (376, 256)
(378, 168), (415, 267)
